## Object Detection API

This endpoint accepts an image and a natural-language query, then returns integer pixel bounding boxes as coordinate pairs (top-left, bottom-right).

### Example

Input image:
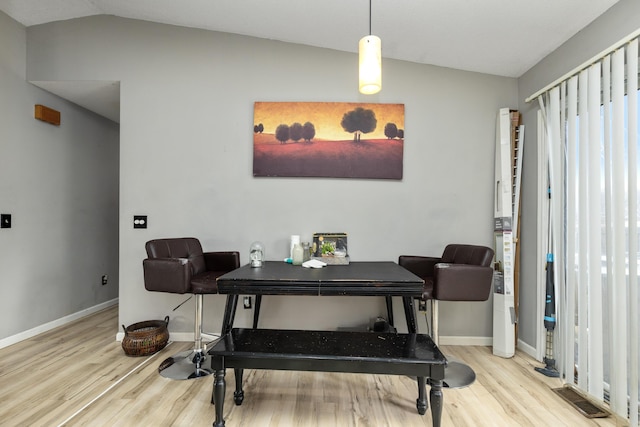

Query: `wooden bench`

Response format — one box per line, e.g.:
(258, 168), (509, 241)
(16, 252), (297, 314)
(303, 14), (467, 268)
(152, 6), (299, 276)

(208, 328), (447, 427)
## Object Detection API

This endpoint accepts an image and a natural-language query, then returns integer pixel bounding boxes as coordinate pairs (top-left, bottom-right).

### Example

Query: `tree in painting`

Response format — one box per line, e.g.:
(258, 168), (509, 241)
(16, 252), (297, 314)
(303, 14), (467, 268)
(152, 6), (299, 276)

(384, 122), (398, 139)
(289, 122), (303, 143)
(275, 124), (290, 144)
(340, 107), (377, 142)
(302, 121), (316, 143)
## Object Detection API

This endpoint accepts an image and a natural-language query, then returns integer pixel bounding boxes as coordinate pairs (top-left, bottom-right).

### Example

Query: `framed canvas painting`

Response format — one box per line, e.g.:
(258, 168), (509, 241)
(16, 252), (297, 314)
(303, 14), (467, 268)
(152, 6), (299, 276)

(253, 102), (404, 179)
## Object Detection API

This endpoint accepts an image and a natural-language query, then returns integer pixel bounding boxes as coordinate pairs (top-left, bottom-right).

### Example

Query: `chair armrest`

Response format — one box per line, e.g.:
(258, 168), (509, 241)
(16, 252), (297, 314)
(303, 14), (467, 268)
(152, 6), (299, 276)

(143, 258), (191, 294)
(433, 264), (493, 301)
(398, 255), (441, 279)
(203, 251), (240, 272)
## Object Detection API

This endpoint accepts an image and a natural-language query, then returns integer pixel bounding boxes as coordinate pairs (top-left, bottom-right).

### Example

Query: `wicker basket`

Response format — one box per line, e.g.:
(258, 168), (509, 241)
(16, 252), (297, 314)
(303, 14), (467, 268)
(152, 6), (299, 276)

(122, 316), (169, 356)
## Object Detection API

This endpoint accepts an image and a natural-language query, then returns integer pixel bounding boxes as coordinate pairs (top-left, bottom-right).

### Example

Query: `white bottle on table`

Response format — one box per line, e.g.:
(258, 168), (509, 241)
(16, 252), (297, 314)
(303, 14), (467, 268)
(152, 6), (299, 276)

(290, 235), (301, 258)
(292, 243), (304, 265)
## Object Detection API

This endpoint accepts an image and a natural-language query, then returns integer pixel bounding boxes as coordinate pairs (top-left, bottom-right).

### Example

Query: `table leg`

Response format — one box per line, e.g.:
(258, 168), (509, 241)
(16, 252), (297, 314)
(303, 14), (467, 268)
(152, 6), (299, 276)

(402, 296), (417, 333)
(253, 295), (262, 329)
(221, 295), (239, 335)
(430, 379), (444, 427)
(385, 296), (394, 327)
(213, 369), (226, 427)
(416, 376), (428, 415)
(234, 368), (245, 405)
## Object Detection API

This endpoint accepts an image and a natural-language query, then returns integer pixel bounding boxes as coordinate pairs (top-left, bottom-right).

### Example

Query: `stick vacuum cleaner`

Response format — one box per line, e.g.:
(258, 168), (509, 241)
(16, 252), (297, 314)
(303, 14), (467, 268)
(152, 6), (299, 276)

(535, 252), (560, 377)
(535, 187), (559, 378)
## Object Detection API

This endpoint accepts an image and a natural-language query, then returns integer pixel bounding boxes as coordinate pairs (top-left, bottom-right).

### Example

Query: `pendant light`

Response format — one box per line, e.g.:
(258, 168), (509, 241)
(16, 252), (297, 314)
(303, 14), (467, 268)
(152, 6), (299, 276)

(359, 0), (381, 94)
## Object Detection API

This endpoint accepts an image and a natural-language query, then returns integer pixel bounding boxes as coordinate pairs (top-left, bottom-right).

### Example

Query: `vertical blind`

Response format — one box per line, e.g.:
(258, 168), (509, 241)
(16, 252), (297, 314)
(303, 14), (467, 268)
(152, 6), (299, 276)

(533, 35), (639, 423)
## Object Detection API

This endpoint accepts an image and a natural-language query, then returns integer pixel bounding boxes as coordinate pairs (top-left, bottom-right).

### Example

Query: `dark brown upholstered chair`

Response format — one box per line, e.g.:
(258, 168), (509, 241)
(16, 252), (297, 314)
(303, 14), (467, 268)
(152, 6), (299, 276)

(143, 237), (240, 380)
(399, 244), (494, 340)
(399, 243), (494, 388)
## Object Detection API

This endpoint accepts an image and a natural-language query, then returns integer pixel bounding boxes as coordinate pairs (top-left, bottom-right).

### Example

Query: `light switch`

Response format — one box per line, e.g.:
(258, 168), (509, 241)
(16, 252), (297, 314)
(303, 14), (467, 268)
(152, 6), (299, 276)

(1, 214), (11, 229)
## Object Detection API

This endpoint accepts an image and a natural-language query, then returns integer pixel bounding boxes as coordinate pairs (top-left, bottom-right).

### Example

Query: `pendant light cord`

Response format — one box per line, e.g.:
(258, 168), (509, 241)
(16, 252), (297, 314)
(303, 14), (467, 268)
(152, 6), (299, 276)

(369, 0), (372, 35)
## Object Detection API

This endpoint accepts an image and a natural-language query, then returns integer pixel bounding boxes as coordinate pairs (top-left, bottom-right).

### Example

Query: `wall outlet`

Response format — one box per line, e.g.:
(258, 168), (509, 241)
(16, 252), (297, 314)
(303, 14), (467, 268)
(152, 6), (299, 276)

(102, 275), (108, 286)
(1, 214), (11, 228)
(418, 300), (427, 312)
(133, 215), (147, 229)
(243, 296), (252, 309)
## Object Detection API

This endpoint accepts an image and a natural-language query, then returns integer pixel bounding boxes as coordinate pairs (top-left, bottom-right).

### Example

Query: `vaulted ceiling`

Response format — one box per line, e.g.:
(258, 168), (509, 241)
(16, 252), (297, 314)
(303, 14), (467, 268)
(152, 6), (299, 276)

(0, 0), (620, 122)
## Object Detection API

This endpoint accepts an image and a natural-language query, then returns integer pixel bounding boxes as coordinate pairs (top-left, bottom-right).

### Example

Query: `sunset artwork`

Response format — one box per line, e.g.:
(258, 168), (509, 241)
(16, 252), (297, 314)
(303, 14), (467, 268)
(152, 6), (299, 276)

(253, 102), (405, 179)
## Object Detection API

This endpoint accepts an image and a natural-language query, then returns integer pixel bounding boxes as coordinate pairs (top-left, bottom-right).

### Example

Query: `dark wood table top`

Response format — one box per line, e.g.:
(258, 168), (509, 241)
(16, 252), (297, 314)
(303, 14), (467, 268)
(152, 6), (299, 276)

(216, 261), (424, 296)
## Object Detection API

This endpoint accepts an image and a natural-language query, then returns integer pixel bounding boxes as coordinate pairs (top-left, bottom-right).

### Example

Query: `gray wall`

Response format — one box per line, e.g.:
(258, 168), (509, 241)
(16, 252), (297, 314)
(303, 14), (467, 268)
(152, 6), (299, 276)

(24, 16), (517, 341)
(7, 0), (638, 350)
(516, 0), (640, 349)
(0, 12), (119, 342)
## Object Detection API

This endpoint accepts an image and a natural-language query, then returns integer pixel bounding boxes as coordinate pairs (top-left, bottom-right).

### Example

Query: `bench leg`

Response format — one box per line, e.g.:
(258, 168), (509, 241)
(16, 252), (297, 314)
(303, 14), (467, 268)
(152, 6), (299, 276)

(430, 379), (444, 427)
(416, 376), (428, 415)
(234, 368), (245, 405)
(213, 369), (226, 427)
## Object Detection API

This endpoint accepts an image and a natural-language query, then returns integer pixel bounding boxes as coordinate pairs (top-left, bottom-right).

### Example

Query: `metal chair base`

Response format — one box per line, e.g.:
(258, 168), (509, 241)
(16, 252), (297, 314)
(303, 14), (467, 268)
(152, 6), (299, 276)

(158, 294), (212, 380)
(431, 300), (476, 389)
(442, 359), (476, 388)
(158, 349), (212, 380)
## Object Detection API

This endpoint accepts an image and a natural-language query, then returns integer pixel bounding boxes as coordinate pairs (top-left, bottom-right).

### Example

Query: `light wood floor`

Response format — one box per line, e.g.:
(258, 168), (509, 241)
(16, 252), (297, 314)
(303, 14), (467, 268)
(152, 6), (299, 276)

(0, 306), (620, 426)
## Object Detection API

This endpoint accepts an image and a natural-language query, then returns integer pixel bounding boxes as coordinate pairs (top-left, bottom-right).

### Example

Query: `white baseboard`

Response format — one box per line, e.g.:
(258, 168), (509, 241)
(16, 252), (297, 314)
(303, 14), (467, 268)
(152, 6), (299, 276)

(439, 336), (541, 360)
(115, 331), (192, 342)
(517, 338), (539, 360)
(439, 336), (493, 346)
(117, 331), (495, 348)
(115, 332), (221, 343)
(123, 333), (495, 347)
(0, 298), (119, 350)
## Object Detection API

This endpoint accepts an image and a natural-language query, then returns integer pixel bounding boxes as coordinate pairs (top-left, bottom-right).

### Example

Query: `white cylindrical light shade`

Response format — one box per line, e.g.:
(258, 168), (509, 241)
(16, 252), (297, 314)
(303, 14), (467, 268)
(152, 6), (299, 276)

(359, 35), (381, 94)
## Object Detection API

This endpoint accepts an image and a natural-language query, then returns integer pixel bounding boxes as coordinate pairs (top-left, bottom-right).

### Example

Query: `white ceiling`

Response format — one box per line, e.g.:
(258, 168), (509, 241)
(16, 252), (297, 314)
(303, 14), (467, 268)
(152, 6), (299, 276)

(1, 0), (620, 123)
